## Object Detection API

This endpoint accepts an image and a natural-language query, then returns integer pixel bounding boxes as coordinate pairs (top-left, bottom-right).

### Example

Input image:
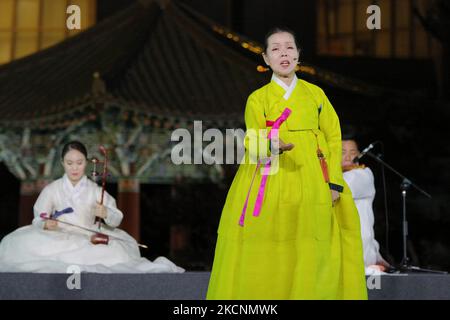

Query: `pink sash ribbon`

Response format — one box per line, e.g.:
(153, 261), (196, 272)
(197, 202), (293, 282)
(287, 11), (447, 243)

(239, 108), (292, 226)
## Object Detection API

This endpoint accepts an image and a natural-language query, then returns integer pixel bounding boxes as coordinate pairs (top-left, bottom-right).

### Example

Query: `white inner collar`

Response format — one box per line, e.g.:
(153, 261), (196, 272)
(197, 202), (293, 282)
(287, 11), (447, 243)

(63, 174), (87, 196)
(272, 73), (298, 100)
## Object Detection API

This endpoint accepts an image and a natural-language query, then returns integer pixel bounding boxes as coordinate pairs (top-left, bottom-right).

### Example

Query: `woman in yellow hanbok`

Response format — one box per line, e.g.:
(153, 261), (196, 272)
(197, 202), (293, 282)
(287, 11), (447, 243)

(207, 28), (367, 300)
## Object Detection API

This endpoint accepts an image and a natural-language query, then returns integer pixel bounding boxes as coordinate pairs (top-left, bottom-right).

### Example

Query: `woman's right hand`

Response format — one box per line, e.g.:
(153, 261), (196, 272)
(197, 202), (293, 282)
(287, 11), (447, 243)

(271, 137), (295, 154)
(44, 220), (58, 230)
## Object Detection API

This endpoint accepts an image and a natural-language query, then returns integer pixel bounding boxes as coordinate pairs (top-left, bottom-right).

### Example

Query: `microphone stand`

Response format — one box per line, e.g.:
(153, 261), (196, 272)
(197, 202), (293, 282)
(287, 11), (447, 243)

(364, 151), (447, 274)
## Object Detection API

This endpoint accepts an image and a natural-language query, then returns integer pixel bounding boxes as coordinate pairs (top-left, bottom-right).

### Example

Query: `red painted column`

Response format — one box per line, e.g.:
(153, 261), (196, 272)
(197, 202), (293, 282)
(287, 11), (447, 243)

(117, 178), (140, 241)
(18, 180), (37, 226)
(18, 178), (51, 227)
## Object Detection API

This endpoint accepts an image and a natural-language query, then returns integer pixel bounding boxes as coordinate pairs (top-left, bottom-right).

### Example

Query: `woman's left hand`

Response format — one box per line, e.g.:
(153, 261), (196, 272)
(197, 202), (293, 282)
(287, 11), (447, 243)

(331, 190), (340, 206)
(95, 203), (107, 219)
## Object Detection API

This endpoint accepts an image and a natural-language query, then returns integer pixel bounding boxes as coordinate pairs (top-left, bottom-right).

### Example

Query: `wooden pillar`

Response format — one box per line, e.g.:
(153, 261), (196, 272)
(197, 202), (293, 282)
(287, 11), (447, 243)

(117, 178), (140, 241)
(18, 180), (37, 226)
(36, 175), (51, 191)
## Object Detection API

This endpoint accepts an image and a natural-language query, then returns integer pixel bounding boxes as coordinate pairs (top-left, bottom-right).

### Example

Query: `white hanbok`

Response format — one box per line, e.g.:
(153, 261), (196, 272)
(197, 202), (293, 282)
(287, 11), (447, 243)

(343, 167), (388, 275)
(0, 175), (184, 273)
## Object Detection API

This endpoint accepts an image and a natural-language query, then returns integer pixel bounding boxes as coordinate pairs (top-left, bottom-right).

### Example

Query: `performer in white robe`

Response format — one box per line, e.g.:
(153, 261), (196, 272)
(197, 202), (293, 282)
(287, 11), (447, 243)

(342, 138), (390, 275)
(0, 141), (184, 273)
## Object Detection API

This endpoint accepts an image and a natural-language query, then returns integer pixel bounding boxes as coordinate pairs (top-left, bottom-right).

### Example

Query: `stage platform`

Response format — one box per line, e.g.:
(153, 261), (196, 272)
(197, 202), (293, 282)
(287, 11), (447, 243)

(0, 272), (449, 300)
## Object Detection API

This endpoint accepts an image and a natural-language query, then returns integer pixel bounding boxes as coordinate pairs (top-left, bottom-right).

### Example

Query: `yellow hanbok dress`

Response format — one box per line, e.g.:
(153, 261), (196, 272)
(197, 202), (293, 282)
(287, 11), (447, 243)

(207, 75), (367, 300)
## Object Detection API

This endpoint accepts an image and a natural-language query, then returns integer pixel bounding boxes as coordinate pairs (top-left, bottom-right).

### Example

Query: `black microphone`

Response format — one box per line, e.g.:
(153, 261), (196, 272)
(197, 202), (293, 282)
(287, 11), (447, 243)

(352, 141), (379, 163)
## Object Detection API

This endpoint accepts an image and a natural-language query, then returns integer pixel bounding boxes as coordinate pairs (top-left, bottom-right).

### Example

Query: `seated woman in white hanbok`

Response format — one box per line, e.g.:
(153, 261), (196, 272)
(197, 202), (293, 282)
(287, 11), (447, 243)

(0, 141), (184, 273)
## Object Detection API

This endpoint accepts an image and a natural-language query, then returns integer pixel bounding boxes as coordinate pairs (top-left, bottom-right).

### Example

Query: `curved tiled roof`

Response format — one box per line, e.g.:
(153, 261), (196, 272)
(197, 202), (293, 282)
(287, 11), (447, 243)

(0, 0), (265, 127)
